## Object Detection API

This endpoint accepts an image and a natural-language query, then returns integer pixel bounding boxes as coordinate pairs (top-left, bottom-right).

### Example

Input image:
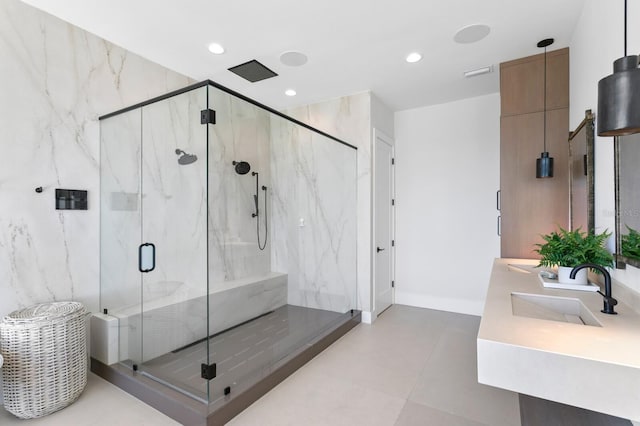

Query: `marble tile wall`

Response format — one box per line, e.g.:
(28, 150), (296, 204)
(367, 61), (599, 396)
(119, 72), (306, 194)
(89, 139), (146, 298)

(0, 0), (193, 317)
(207, 87), (272, 287)
(284, 94), (372, 312)
(270, 116), (358, 313)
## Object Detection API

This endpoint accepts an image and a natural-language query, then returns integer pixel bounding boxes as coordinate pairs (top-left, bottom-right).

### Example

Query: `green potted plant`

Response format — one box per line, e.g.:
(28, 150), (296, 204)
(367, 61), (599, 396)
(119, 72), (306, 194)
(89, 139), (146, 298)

(621, 225), (640, 260)
(535, 227), (614, 284)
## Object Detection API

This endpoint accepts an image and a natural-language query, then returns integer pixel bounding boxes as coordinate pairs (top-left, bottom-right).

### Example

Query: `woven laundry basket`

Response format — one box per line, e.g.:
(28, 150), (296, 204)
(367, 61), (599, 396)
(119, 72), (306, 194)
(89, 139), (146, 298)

(0, 301), (88, 419)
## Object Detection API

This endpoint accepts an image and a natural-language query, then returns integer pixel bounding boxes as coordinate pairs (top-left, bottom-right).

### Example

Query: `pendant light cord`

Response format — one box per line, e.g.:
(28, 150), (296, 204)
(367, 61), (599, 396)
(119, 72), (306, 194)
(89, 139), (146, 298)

(543, 45), (547, 153)
(624, 0), (628, 56)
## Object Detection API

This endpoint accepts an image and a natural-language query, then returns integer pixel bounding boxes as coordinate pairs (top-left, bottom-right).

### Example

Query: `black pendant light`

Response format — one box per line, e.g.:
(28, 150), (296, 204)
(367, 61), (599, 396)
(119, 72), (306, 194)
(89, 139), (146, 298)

(597, 0), (640, 136)
(536, 38), (554, 178)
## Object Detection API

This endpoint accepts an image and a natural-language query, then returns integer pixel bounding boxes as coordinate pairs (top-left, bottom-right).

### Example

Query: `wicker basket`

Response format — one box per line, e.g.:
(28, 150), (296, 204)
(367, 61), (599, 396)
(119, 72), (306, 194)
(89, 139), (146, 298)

(0, 302), (88, 419)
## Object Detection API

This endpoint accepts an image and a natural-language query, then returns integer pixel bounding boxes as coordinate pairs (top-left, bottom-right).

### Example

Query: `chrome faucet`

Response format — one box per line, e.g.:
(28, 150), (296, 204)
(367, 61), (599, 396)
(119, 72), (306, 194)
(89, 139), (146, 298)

(570, 263), (618, 315)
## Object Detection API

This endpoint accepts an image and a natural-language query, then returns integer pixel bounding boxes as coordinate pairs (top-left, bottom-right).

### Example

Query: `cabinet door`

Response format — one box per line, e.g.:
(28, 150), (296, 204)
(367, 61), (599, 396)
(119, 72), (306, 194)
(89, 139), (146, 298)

(500, 48), (569, 117)
(500, 109), (569, 258)
(500, 59), (544, 116)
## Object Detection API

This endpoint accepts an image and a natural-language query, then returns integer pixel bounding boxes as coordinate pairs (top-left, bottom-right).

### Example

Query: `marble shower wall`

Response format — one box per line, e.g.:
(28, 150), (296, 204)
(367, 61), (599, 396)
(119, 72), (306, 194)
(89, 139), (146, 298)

(207, 87), (271, 287)
(0, 0), (192, 316)
(270, 117), (358, 313)
(284, 94), (372, 312)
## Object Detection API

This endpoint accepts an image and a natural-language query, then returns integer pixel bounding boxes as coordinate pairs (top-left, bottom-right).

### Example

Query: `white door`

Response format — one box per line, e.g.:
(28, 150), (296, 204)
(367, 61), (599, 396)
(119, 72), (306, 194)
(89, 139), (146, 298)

(374, 131), (394, 316)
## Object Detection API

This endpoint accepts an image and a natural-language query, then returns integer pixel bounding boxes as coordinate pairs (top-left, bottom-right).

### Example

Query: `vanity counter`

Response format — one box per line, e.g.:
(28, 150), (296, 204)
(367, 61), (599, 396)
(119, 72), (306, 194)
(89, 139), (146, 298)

(477, 258), (640, 421)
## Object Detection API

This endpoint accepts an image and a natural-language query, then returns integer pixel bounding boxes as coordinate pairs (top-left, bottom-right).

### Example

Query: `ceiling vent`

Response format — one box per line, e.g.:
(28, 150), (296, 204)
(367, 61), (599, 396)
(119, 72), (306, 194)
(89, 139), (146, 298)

(228, 60), (278, 83)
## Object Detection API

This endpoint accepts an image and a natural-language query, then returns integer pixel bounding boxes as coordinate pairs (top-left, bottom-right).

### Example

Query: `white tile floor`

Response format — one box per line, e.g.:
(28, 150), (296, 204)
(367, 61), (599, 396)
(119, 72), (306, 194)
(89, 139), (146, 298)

(0, 305), (520, 426)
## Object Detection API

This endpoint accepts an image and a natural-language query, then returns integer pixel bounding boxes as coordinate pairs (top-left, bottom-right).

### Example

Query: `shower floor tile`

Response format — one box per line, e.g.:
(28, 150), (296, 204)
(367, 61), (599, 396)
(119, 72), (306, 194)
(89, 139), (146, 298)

(141, 304), (344, 402)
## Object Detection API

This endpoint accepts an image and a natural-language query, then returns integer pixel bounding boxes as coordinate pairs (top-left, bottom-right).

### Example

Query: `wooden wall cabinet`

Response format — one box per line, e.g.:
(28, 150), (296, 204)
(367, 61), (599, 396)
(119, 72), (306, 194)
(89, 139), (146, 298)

(500, 48), (570, 259)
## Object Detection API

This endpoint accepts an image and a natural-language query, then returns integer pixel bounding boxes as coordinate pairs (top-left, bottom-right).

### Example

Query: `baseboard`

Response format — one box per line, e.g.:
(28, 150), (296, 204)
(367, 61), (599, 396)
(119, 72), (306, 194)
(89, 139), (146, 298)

(360, 311), (374, 324)
(394, 291), (484, 316)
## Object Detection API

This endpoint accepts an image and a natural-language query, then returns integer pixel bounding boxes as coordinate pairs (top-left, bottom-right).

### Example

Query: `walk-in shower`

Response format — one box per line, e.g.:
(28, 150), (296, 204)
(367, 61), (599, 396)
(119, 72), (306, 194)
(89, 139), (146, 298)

(95, 81), (359, 425)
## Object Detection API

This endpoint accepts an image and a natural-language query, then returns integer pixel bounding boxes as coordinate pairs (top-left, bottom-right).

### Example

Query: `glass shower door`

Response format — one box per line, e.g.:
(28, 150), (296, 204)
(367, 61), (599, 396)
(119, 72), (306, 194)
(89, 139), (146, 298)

(136, 87), (212, 402)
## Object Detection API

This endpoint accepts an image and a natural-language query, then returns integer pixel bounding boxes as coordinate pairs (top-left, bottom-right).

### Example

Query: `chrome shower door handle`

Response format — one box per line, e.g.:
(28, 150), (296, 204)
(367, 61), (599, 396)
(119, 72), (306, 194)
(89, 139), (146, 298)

(139, 243), (156, 273)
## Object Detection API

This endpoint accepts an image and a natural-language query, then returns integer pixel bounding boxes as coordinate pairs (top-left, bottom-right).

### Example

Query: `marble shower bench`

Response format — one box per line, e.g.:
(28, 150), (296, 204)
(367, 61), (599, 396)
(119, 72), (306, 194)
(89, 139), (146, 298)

(91, 272), (287, 364)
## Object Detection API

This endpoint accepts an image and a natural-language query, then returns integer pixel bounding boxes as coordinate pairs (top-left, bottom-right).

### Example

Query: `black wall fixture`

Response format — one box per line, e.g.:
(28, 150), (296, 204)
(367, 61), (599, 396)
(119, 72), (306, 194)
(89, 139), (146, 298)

(55, 189), (88, 210)
(598, 0), (640, 136)
(536, 38), (554, 178)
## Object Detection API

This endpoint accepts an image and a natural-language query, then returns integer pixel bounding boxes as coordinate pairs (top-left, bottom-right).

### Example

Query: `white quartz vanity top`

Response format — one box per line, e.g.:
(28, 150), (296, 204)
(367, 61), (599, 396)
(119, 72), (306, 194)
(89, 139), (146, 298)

(477, 258), (640, 420)
(479, 258), (640, 368)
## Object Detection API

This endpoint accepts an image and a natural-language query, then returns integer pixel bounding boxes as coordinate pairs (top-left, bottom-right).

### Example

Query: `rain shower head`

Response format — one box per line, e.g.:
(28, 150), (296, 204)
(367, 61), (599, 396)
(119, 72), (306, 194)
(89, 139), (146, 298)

(175, 149), (198, 165)
(233, 161), (251, 175)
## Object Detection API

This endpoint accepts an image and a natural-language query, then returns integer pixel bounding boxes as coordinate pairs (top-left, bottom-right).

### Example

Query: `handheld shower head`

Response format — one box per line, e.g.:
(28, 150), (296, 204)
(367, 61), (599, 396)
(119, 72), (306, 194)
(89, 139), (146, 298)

(233, 161), (251, 175)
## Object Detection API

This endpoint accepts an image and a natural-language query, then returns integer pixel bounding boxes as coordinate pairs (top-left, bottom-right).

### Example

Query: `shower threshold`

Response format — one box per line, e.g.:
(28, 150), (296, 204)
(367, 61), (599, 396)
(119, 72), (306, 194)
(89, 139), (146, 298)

(91, 306), (361, 426)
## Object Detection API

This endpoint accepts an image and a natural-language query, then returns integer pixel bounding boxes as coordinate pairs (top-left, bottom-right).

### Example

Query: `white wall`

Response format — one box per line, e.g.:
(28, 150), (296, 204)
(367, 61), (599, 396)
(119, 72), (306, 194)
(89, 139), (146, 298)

(394, 93), (501, 316)
(570, 0), (640, 300)
(371, 93), (395, 138)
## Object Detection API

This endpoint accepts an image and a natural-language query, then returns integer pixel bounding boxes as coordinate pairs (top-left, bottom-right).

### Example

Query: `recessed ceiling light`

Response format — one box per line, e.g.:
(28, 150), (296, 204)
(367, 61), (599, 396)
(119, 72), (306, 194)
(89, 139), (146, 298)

(406, 53), (422, 63)
(454, 24), (491, 44)
(280, 51), (308, 67)
(208, 43), (225, 54)
(285, 89), (297, 96)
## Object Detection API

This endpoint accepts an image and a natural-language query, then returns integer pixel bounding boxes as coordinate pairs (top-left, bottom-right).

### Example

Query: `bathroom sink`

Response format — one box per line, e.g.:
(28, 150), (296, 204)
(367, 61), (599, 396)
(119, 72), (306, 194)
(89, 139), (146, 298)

(511, 292), (601, 327)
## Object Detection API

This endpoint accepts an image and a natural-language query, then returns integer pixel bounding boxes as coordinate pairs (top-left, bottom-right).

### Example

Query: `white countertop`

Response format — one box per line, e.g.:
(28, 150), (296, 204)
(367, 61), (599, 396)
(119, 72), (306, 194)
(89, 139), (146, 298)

(477, 258), (640, 421)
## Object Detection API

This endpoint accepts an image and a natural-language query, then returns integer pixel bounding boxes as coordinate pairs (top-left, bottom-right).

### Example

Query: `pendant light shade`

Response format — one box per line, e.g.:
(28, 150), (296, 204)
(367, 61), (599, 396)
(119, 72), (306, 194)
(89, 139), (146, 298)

(536, 152), (554, 178)
(597, 55), (640, 136)
(536, 38), (554, 178)
(597, 0), (640, 136)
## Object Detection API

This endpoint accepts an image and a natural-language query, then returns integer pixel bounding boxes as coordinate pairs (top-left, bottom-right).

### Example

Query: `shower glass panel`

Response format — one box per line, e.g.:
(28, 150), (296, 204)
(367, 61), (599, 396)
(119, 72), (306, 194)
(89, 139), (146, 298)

(101, 108), (143, 366)
(100, 86), (212, 402)
(204, 85), (358, 405)
(138, 88), (210, 401)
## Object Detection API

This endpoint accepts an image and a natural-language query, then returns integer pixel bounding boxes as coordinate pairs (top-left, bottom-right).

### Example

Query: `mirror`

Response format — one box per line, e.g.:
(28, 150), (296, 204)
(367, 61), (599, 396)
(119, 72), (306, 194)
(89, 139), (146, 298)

(615, 132), (640, 268)
(569, 109), (595, 234)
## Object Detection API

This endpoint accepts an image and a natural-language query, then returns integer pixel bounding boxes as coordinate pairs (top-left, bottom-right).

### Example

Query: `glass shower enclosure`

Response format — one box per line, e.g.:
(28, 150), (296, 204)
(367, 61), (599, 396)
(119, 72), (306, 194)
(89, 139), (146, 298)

(98, 81), (358, 407)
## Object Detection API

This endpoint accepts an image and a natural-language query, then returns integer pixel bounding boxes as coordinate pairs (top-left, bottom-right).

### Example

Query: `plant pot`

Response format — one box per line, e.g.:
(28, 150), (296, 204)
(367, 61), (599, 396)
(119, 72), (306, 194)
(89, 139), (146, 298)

(557, 266), (588, 285)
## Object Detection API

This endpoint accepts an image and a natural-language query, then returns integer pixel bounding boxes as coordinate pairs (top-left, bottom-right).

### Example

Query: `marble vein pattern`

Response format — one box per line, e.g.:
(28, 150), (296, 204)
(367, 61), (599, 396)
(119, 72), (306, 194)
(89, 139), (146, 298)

(207, 87), (272, 286)
(0, 0), (193, 317)
(270, 115), (358, 313)
(284, 94), (371, 312)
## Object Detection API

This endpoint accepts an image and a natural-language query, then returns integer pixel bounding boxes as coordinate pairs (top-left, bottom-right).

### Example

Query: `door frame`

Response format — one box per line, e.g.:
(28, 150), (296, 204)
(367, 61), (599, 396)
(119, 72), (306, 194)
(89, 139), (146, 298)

(372, 128), (396, 319)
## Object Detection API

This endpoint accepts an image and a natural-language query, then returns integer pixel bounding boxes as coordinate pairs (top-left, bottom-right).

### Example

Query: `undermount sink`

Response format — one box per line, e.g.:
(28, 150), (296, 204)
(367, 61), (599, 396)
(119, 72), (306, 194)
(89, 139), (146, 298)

(511, 292), (602, 327)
